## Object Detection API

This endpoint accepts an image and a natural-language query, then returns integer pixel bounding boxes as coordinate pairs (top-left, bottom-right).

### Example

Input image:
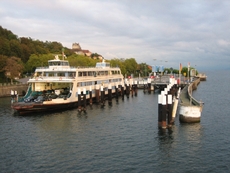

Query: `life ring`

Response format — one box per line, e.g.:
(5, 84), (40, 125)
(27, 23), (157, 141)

(59, 77), (62, 80)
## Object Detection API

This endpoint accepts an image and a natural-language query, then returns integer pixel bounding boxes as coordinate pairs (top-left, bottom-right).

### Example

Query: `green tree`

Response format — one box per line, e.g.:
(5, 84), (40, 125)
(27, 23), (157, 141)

(0, 55), (7, 72)
(0, 26), (18, 40)
(0, 55), (8, 82)
(138, 63), (150, 77)
(45, 41), (63, 53)
(0, 38), (10, 56)
(68, 54), (98, 67)
(110, 58), (126, 76)
(4, 57), (24, 83)
(9, 39), (22, 57)
(25, 54), (54, 73)
(124, 58), (138, 77)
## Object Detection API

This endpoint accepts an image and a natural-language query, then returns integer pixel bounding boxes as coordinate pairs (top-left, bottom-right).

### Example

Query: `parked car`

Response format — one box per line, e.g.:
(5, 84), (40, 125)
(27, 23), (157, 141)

(34, 95), (47, 103)
(47, 93), (58, 100)
(24, 95), (37, 102)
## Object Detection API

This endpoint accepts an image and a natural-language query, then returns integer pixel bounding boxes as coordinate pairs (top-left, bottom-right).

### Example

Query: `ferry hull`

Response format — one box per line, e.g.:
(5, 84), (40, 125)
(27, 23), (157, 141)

(11, 101), (78, 114)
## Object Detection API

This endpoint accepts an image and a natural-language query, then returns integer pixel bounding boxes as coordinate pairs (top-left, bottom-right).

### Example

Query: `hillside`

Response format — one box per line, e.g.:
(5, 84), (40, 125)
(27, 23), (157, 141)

(0, 26), (74, 63)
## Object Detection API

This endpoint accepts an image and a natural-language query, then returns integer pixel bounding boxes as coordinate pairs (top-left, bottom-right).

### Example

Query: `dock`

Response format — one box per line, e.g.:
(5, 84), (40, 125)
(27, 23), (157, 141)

(178, 77), (204, 123)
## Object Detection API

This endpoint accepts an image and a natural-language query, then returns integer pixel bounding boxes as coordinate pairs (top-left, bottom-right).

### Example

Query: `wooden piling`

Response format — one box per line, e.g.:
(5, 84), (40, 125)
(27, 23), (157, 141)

(82, 88), (87, 112)
(162, 95), (167, 129)
(158, 94), (162, 128)
(108, 84), (112, 106)
(148, 78), (151, 93)
(100, 86), (105, 107)
(95, 85), (100, 104)
(167, 94), (173, 127)
(143, 82), (146, 93)
(89, 86), (93, 105)
(121, 84), (124, 100)
(78, 88), (82, 112)
(134, 81), (138, 96)
(115, 83), (119, 102)
(126, 84), (130, 98)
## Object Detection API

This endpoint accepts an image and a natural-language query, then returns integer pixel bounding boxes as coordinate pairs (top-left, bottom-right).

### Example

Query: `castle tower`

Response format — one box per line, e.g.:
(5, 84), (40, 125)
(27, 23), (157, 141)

(72, 43), (81, 50)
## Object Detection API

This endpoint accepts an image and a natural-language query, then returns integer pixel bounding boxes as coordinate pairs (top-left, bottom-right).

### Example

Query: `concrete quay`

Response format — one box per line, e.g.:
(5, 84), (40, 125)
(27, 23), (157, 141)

(0, 77), (30, 97)
(0, 83), (28, 97)
(178, 77), (204, 123)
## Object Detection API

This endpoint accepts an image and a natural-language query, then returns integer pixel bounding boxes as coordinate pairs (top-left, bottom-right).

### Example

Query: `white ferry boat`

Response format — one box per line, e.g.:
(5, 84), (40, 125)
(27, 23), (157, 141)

(11, 55), (124, 113)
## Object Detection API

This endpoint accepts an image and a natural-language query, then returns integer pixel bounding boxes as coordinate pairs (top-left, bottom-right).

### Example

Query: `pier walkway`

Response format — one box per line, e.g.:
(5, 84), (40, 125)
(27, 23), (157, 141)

(180, 77), (204, 106)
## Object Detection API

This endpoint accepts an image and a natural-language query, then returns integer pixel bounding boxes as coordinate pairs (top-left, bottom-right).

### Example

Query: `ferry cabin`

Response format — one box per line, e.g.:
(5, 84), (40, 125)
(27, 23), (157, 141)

(26, 58), (124, 104)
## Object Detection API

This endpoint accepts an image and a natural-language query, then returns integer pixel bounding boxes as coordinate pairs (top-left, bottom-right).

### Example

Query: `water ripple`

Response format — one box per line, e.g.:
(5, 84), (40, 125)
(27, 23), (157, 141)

(1, 71), (230, 172)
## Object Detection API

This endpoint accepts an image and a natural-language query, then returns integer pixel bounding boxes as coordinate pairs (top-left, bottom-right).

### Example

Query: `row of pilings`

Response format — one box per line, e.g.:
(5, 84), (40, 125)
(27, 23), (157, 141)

(77, 82), (139, 113)
(158, 78), (181, 129)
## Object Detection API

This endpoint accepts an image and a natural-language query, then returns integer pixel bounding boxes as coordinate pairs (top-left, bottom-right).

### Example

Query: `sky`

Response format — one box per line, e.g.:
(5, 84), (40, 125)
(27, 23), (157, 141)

(1, 0), (230, 71)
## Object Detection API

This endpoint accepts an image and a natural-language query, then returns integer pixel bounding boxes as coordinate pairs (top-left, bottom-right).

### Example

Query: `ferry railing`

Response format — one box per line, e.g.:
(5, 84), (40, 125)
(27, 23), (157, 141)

(36, 66), (121, 70)
(32, 76), (75, 80)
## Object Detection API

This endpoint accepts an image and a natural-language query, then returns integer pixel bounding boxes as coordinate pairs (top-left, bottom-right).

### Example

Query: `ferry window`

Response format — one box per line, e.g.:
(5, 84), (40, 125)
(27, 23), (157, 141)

(37, 72), (42, 76)
(100, 71), (104, 75)
(48, 73), (54, 77)
(69, 72), (75, 77)
(78, 72), (82, 77)
(105, 71), (108, 75)
(88, 71), (93, 76)
(58, 73), (65, 77)
(83, 72), (87, 76)
(86, 82), (93, 86)
(61, 62), (69, 66)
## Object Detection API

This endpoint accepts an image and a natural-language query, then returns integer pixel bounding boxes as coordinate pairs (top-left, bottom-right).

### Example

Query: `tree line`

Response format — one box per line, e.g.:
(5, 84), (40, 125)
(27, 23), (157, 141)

(0, 26), (195, 83)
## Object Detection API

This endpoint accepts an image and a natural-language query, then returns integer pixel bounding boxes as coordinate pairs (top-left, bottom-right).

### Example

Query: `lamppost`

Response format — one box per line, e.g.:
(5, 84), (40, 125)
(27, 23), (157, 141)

(195, 65), (197, 76)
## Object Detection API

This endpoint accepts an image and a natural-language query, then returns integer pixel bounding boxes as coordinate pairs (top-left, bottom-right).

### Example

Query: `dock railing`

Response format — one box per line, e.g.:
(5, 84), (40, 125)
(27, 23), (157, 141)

(186, 77), (204, 107)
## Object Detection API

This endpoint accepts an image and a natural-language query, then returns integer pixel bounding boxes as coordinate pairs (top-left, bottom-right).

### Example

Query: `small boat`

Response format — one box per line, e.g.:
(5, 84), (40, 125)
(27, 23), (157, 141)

(11, 55), (124, 114)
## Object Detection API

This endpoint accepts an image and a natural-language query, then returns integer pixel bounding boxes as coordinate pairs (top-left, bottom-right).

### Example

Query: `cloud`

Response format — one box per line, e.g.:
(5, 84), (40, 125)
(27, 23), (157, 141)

(1, 0), (230, 70)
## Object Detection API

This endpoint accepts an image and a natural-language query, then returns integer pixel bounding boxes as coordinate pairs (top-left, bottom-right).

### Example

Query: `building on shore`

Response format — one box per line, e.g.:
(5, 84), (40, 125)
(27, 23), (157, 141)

(72, 43), (103, 60)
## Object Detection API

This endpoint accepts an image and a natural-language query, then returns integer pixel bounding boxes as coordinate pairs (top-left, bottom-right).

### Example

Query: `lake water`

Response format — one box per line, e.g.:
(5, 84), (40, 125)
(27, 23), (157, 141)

(0, 70), (230, 173)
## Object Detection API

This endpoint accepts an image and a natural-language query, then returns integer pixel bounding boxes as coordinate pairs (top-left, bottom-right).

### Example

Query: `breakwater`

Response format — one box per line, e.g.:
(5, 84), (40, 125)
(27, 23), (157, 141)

(0, 83), (28, 97)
